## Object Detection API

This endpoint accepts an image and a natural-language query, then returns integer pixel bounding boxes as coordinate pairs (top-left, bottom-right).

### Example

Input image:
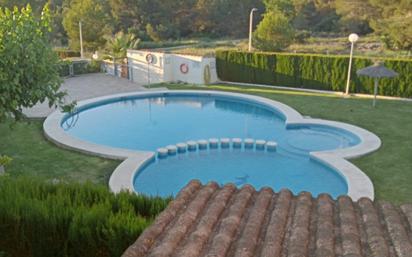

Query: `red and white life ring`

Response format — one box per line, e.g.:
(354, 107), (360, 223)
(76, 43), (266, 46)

(145, 53), (154, 64)
(180, 63), (189, 74)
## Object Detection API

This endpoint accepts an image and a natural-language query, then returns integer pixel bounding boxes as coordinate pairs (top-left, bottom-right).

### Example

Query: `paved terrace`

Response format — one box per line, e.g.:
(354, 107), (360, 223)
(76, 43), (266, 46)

(123, 180), (412, 257)
(23, 73), (152, 118)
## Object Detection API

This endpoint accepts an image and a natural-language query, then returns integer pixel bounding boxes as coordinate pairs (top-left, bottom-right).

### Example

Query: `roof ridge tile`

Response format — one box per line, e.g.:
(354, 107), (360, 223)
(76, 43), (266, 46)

(400, 204), (412, 243)
(203, 185), (255, 257)
(232, 187), (274, 257)
(337, 196), (362, 257)
(173, 184), (237, 257)
(260, 189), (293, 257)
(314, 194), (335, 257)
(378, 202), (412, 257)
(357, 198), (389, 257)
(122, 180), (202, 257)
(287, 192), (313, 257)
(147, 182), (219, 257)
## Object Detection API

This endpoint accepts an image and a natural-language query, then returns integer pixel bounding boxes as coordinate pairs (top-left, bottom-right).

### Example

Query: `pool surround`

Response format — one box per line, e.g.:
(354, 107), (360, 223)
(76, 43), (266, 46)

(43, 90), (381, 200)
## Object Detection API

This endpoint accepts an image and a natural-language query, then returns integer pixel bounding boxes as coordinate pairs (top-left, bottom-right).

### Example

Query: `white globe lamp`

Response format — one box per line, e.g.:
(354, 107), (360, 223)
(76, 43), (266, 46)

(345, 33), (360, 95)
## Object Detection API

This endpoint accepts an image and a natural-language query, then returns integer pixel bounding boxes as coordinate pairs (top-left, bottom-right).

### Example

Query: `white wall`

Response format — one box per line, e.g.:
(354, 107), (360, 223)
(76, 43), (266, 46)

(127, 50), (218, 85)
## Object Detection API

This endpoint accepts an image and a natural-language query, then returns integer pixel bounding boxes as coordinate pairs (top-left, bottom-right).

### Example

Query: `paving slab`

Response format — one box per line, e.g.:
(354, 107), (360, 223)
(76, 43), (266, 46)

(23, 73), (149, 118)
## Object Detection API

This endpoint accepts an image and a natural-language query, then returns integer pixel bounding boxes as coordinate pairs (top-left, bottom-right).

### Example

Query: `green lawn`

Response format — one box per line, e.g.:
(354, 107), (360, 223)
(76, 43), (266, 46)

(0, 120), (119, 184)
(1, 83), (411, 204)
(158, 83), (412, 204)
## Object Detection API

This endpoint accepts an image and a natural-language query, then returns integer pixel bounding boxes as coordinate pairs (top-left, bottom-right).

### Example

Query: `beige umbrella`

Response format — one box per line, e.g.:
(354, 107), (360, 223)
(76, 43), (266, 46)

(357, 62), (398, 107)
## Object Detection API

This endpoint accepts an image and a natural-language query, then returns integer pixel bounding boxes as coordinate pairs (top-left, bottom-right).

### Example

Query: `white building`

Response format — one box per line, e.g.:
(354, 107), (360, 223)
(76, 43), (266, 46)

(127, 50), (218, 85)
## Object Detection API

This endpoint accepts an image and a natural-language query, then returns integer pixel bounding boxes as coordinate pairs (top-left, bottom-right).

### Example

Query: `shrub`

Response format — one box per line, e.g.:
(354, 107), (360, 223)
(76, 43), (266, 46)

(0, 177), (170, 257)
(59, 60), (102, 77)
(216, 50), (412, 98)
(54, 49), (81, 59)
(0, 155), (12, 166)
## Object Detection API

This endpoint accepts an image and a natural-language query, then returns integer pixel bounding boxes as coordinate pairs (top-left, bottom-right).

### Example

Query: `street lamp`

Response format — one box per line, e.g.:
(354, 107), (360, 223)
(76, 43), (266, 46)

(345, 33), (359, 95)
(79, 21), (84, 59)
(248, 8), (258, 52)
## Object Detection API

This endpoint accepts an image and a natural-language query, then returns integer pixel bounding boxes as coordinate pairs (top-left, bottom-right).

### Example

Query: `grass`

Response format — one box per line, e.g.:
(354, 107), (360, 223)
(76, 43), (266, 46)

(0, 119), (119, 184)
(153, 83), (412, 204)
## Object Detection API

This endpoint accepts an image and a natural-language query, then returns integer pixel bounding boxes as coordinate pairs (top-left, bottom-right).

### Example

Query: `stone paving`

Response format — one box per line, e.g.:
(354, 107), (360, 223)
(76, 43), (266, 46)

(23, 73), (154, 118)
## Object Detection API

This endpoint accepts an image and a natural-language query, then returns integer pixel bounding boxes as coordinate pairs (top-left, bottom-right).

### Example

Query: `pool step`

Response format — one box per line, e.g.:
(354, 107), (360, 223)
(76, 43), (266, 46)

(156, 138), (278, 159)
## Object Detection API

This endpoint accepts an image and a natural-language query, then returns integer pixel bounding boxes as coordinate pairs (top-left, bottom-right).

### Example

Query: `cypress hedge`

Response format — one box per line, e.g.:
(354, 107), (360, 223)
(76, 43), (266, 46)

(216, 50), (412, 98)
(0, 177), (170, 257)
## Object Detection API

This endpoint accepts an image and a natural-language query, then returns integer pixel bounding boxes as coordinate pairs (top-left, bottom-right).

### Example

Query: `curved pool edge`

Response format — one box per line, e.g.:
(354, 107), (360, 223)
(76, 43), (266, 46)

(43, 90), (381, 200)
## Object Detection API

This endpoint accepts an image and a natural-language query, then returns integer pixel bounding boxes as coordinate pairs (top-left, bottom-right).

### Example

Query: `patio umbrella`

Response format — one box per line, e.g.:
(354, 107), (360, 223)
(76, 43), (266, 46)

(356, 62), (398, 107)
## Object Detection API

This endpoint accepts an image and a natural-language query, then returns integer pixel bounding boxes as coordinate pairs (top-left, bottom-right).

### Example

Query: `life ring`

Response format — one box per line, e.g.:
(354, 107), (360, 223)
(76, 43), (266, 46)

(145, 53), (154, 64)
(180, 63), (189, 74)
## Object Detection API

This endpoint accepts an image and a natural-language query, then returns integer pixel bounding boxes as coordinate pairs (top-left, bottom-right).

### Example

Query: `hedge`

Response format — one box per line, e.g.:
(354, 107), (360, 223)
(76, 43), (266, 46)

(216, 50), (412, 98)
(54, 49), (81, 59)
(0, 177), (170, 257)
(59, 60), (102, 77)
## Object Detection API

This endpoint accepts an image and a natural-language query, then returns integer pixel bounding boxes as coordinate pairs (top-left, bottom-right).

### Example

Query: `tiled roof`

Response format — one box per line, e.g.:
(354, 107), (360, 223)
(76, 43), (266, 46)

(122, 180), (412, 257)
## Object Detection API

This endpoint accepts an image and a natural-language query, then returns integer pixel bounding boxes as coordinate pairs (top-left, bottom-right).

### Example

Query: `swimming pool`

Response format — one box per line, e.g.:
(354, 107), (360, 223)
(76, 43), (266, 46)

(44, 90), (380, 200)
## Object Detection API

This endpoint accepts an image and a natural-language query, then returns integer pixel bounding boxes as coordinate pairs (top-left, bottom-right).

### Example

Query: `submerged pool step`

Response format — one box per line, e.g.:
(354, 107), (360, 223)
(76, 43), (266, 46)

(156, 138), (278, 158)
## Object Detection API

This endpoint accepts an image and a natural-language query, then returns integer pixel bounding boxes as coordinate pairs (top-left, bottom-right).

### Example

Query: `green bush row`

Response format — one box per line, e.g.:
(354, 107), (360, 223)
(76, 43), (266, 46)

(54, 49), (81, 59)
(216, 50), (412, 98)
(59, 60), (102, 77)
(0, 177), (170, 257)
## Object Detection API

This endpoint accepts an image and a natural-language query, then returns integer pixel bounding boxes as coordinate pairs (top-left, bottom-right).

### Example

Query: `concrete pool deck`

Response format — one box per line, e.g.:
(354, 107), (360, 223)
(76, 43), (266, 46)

(23, 73), (165, 119)
(43, 90), (381, 200)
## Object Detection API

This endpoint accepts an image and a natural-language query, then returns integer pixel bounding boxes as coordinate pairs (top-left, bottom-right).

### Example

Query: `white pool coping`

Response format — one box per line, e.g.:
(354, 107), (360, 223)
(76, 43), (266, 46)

(43, 90), (381, 200)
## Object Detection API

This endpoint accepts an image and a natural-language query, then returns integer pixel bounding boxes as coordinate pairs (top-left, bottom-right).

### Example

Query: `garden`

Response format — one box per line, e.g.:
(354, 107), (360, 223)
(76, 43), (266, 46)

(1, 1), (412, 257)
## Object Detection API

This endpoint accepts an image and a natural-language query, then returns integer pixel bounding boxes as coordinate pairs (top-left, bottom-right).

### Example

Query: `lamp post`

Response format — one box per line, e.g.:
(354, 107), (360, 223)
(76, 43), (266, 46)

(345, 33), (359, 95)
(79, 21), (84, 59)
(248, 8), (258, 52)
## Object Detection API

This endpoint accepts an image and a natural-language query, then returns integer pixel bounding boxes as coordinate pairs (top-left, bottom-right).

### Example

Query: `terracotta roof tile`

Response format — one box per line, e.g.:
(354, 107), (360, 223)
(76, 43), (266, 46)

(122, 181), (412, 257)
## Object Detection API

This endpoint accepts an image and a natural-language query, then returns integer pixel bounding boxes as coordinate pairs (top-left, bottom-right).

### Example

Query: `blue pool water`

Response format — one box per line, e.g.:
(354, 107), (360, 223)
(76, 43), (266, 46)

(63, 94), (360, 197)
(134, 147), (348, 198)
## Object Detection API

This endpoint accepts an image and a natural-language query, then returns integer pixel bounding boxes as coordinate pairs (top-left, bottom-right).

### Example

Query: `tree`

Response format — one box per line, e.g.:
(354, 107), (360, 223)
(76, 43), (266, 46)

(263, 0), (296, 18)
(62, 0), (113, 51)
(368, 0), (412, 50)
(0, 4), (66, 121)
(192, 0), (262, 38)
(291, 0), (339, 32)
(334, 0), (375, 34)
(106, 31), (140, 58)
(0, 0), (67, 45)
(254, 10), (295, 51)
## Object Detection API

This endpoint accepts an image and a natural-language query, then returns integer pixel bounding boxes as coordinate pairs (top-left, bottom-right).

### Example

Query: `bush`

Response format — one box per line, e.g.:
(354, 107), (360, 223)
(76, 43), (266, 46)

(216, 50), (412, 98)
(0, 177), (170, 257)
(59, 60), (102, 77)
(54, 49), (81, 59)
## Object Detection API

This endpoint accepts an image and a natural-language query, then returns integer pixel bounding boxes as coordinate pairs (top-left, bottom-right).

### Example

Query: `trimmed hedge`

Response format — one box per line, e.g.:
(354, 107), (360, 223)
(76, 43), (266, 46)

(0, 177), (170, 257)
(216, 50), (412, 98)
